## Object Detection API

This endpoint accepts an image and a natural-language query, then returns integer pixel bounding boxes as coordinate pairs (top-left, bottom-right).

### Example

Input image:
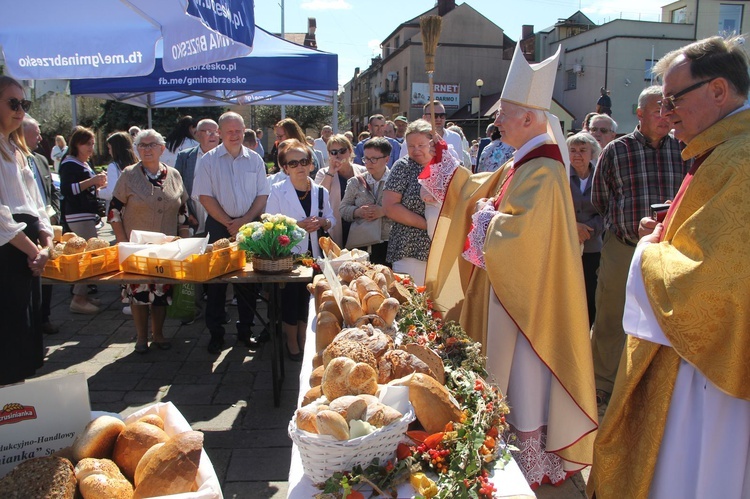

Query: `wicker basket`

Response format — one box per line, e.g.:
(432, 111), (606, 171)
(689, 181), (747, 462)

(288, 404), (415, 484)
(252, 254), (293, 274)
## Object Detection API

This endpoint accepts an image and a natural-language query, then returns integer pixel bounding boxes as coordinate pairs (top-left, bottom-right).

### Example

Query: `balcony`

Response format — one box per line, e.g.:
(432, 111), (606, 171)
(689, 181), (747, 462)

(379, 92), (400, 105)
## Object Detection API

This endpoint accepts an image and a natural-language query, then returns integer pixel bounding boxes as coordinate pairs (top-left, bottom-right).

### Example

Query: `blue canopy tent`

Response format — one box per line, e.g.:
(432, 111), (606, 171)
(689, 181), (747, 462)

(70, 26), (339, 128)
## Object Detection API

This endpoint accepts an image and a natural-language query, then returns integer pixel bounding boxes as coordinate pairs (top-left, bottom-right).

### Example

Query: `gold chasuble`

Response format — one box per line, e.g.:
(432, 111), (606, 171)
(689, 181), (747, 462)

(588, 109), (750, 498)
(426, 144), (598, 471)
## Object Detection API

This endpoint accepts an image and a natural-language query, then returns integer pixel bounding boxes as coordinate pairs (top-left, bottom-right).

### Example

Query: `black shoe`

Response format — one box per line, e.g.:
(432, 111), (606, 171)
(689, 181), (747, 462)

(285, 344), (303, 362)
(207, 337), (225, 354)
(41, 322), (60, 335)
(252, 330), (270, 345)
(223, 312), (232, 325)
(87, 285), (98, 295)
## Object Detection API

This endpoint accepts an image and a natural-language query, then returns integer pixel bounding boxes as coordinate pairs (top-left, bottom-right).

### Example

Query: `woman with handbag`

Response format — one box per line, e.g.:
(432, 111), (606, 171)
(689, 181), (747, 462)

(109, 129), (189, 354)
(59, 126), (107, 314)
(266, 139), (335, 361)
(340, 137), (393, 265)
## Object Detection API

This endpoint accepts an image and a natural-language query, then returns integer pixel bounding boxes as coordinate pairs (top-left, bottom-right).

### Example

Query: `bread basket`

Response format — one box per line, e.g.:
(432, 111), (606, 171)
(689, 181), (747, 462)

(288, 396), (415, 484)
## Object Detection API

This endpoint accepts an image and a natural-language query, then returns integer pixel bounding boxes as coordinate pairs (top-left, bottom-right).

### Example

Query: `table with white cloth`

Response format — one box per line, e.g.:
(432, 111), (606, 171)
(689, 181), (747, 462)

(286, 297), (535, 498)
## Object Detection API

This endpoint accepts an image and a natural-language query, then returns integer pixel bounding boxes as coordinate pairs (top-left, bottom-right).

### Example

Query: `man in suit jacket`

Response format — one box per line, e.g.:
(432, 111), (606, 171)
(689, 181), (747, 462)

(175, 119), (219, 236)
(23, 116), (60, 335)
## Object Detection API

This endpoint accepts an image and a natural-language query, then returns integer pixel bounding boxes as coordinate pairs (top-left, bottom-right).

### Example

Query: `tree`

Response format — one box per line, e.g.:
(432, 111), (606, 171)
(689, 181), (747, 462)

(93, 102), (224, 136)
(253, 105), (348, 136)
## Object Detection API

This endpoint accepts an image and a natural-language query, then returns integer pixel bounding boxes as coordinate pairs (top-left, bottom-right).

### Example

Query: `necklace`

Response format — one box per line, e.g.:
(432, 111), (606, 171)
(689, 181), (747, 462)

(297, 179), (311, 200)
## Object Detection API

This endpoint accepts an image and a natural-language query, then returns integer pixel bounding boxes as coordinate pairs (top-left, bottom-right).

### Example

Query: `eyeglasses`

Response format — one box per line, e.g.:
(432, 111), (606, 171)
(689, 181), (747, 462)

(7, 98), (32, 112)
(198, 129), (219, 135)
(328, 147), (348, 156)
(588, 127), (612, 134)
(425, 113), (446, 119)
(137, 142), (162, 150)
(284, 158), (311, 168)
(658, 79), (714, 112)
(363, 155), (387, 164)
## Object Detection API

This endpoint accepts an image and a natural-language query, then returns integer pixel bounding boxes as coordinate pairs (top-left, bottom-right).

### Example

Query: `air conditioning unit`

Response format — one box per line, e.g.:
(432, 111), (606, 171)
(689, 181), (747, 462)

(573, 64), (583, 75)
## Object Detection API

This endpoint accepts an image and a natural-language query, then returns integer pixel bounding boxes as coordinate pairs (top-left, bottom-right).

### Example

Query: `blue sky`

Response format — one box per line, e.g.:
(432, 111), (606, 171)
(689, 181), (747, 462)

(253, 0), (665, 87)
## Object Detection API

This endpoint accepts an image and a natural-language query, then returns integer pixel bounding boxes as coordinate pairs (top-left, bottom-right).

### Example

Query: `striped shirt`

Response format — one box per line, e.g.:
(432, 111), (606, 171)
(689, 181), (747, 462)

(592, 127), (691, 243)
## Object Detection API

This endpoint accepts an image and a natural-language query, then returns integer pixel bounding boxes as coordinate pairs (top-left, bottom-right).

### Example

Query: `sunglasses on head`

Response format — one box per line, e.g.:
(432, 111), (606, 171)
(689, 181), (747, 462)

(328, 147), (348, 156)
(7, 98), (32, 113)
(284, 158), (311, 168)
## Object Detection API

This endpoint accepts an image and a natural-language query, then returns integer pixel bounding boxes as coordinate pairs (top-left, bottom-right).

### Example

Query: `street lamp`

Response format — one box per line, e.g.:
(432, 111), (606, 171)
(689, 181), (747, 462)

(476, 78), (484, 140)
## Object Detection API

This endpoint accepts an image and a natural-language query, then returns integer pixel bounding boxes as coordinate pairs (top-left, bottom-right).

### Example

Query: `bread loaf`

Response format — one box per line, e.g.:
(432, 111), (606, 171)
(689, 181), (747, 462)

(321, 357), (378, 400)
(320, 299), (344, 324)
(365, 402), (403, 428)
(387, 280), (411, 303)
(61, 232), (78, 243)
(376, 298), (400, 327)
(332, 325), (393, 360)
(52, 225), (63, 242)
(136, 413), (165, 430)
(133, 442), (164, 486)
(328, 395), (367, 422)
(72, 416), (126, 462)
(63, 236), (87, 255)
(315, 311), (341, 351)
(377, 349), (435, 384)
(339, 295), (364, 326)
(302, 385), (324, 406)
(0, 456), (76, 499)
(372, 265), (395, 285)
(363, 290), (385, 315)
(133, 431), (203, 499)
(112, 420), (170, 480)
(323, 339), (377, 370)
(85, 237), (109, 252)
(354, 314), (386, 329)
(318, 236), (341, 257)
(352, 276), (381, 303)
(391, 373), (462, 434)
(337, 261), (367, 283)
(312, 276), (331, 311)
(295, 405), (319, 433)
(212, 237), (231, 249)
(309, 365), (325, 387)
(316, 410), (349, 440)
(74, 458), (133, 499)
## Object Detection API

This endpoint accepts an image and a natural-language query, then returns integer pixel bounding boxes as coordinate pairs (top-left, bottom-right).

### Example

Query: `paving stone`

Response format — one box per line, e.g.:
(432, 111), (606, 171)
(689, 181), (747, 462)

(226, 447), (291, 482)
(204, 428), (291, 450)
(164, 383), (218, 405)
(222, 481), (288, 499)
(180, 404), (246, 432)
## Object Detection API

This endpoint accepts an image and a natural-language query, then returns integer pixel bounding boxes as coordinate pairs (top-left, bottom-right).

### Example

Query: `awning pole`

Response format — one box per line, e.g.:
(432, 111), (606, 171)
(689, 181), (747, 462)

(332, 92), (339, 134)
(71, 94), (78, 126)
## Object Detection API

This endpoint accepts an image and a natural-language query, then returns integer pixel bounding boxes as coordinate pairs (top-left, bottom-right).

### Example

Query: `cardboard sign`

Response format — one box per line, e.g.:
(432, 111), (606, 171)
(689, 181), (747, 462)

(0, 374), (91, 478)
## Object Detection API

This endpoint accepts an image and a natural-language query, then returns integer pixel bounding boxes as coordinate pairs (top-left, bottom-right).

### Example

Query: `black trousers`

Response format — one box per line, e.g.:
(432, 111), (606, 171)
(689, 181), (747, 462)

(0, 214), (44, 384)
(582, 251), (601, 328)
(204, 216), (257, 340)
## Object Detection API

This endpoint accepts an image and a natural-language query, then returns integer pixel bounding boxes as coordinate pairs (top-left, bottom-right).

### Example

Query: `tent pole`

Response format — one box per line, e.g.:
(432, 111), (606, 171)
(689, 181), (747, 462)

(71, 94), (78, 126)
(148, 107), (153, 128)
(332, 92), (339, 134)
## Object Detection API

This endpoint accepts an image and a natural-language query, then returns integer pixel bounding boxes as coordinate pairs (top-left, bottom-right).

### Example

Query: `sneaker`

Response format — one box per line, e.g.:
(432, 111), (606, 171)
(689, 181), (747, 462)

(70, 301), (100, 315)
(207, 337), (225, 354)
(41, 322), (60, 335)
(123, 306), (132, 316)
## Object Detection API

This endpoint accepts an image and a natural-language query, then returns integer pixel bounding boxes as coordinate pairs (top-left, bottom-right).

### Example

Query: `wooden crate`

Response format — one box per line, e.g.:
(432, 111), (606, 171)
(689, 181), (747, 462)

(42, 246), (119, 282)
(120, 244), (245, 281)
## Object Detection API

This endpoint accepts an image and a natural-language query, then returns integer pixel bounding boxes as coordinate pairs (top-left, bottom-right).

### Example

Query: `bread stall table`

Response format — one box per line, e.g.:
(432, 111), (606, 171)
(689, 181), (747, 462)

(286, 298), (536, 498)
(44, 264), (313, 407)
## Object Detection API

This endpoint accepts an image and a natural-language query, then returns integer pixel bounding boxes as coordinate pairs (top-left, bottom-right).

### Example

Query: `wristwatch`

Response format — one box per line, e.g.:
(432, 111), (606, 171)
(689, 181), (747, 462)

(326, 172), (335, 178)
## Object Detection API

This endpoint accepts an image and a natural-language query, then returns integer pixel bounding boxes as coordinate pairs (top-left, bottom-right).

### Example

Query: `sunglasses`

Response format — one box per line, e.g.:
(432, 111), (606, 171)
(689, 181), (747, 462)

(137, 142), (162, 150)
(7, 98), (32, 113)
(658, 79), (714, 112)
(588, 127), (612, 134)
(284, 158), (311, 168)
(328, 147), (348, 156)
(363, 155), (387, 164)
(426, 113), (446, 119)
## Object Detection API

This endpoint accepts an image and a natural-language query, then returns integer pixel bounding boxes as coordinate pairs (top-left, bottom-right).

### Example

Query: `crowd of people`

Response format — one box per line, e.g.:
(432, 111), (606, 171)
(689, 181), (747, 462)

(0, 32), (748, 497)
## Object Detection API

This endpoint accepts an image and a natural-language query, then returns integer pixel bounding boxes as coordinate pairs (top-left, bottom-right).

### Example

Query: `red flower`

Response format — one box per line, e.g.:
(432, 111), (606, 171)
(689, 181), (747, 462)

(396, 443), (412, 460)
(278, 235), (291, 246)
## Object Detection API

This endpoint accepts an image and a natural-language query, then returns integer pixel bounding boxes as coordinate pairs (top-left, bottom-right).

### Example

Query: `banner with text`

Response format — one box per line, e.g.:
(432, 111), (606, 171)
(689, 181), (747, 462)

(411, 82), (461, 109)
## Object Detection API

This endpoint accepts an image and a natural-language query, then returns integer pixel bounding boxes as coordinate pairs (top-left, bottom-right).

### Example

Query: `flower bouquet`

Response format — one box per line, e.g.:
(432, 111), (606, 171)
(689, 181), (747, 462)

(237, 213), (306, 274)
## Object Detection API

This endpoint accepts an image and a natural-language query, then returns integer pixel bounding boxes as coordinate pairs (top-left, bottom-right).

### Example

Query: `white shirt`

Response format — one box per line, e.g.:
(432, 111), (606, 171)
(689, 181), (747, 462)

(0, 135), (52, 245)
(313, 137), (329, 167)
(192, 144), (270, 218)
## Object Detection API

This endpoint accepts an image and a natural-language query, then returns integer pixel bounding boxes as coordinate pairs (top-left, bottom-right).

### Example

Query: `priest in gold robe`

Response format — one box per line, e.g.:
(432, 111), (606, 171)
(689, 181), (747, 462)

(426, 43), (597, 488)
(588, 35), (750, 499)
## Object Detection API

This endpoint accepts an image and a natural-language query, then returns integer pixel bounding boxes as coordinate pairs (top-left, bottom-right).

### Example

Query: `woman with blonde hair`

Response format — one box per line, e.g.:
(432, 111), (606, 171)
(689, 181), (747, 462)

(51, 135), (67, 171)
(0, 76), (52, 384)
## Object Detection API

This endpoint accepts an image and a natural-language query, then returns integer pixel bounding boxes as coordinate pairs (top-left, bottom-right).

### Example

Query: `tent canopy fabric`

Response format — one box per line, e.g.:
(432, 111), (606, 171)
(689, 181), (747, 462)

(69, 26), (338, 108)
(0, 0), (254, 79)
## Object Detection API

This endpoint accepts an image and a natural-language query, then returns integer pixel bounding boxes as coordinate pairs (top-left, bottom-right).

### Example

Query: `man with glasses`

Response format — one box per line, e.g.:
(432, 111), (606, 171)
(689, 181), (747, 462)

(589, 86), (690, 411)
(587, 114), (618, 150)
(590, 36), (750, 498)
(353, 114), (400, 167)
(193, 112), (270, 354)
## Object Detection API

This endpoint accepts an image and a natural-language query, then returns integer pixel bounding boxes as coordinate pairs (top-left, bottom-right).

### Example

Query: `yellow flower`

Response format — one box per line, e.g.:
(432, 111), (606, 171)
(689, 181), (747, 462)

(263, 221), (274, 231)
(410, 472), (438, 498)
(275, 223), (286, 231)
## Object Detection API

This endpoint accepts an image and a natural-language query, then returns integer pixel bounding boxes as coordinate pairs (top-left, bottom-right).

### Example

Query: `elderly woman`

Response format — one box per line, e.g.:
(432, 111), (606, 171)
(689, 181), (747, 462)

(567, 132), (603, 326)
(109, 129), (189, 353)
(382, 119), (434, 285)
(59, 126), (108, 314)
(0, 76), (52, 384)
(340, 137), (393, 265)
(315, 134), (366, 249)
(266, 139), (334, 361)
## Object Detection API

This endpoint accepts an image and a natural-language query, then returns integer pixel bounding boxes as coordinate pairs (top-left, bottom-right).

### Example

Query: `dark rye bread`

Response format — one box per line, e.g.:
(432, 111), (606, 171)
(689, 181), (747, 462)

(0, 456), (76, 498)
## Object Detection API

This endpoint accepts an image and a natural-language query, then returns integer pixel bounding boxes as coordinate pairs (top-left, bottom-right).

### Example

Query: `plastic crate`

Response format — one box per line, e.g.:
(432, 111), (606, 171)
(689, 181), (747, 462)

(42, 245), (119, 282)
(121, 243), (246, 281)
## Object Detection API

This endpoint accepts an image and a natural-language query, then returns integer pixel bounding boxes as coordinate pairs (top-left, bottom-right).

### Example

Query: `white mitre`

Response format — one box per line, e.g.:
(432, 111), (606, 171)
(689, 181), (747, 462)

(501, 43), (569, 172)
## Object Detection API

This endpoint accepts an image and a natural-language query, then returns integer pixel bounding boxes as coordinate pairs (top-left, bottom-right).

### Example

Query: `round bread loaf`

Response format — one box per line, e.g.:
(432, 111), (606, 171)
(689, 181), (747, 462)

(61, 232), (78, 243)
(132, 431), (203, 499)
(321, 357), (378, 400)
(337, 261), (367, 283)
(50, 242), (65, 260)
(0, 456), (76, 499)
(323, 339), (377, 370)
(309, 365), (325, 388)
(72, 416), (126, 462)
(85, 237), (109, 252)
(212, 237), (231, 250)
(112, 421), (170, 480)
(332, 326), (393, 360)
(63, 236), (87, 255)
(75, 458), (133, 499)
(377, 349), (435, 384)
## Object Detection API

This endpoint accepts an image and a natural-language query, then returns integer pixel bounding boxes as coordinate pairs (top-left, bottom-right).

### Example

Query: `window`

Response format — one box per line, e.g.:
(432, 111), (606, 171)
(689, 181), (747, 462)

(671, 6), (687, 23)
(566, 70), (577, 90)
(645, 59), (657, 82)
(719, 4), (743, 36)
(395, 35), (400, 48)
(403, 67), (408, 90)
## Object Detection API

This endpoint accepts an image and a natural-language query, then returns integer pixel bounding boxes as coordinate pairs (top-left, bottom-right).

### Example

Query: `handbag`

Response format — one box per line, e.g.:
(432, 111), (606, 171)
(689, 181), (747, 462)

(345, 175), (382, 248)
(167, 283), (196, 322)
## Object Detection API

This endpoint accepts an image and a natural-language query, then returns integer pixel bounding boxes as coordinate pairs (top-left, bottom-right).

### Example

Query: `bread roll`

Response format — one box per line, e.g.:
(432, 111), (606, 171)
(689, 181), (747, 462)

(320, 299), (344, 324)
(52, 225), (63, 242)
(321, 357), (378, 400)
(376, 298), (400, 327)
(365, 402), (403, 428)
(363, 290), (385, 315)
(295, 405), (319, 433)
(312, 350), (325, 369)
(63, 236), (87, 255)
(337, 261), (367, 283)
(75, 458), (133, 499)
(358, 394), (380, 406)
(309, 365), (325, 387)
(339, 295), (364, 326)
(0, 456), (76, 499)
(316, 410), (349, 440)
(302, 385), (324, 406)
(391, 373), (462, 434)
(61, 232), (78, 243)
(315, 311), (341, 351)
(318, 236), (341, 257)
(50, 242), (65, 260)
(328, 395), (367, 422)
(133, 431), (203, 499)
(372, 264), (395, 285)
(72, 415), (126, 462)
(133, 442), (164, 486)
(347, 363), (379, 395)
(136, 413), (165, 430)
(212, 237), (231, 250)
(377, 349), (435, 384)
(353, 314), (386, 329)
(312, 276), (331, 311)
(373, 272), (389, 295)
(352, 276), (381, 303)
(112, 421), (170, 480)
(323, 339), (377, 370)
(85, 237), (109, 252)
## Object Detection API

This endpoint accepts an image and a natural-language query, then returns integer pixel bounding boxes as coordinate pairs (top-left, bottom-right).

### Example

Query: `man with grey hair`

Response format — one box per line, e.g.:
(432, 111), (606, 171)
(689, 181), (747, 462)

(590, 35), (750, 498)
(194, 112), (270, 354)
(313, 125), (332, 167)
(589, 85), (691, 410)
(354, 115), (400, 166)
(588, 113), (617, 150)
